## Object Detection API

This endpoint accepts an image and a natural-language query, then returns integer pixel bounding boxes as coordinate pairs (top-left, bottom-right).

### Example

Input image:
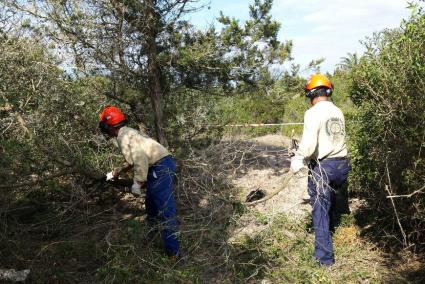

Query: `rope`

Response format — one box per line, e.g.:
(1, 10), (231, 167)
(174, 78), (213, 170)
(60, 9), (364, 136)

(225, 123), (303, 127)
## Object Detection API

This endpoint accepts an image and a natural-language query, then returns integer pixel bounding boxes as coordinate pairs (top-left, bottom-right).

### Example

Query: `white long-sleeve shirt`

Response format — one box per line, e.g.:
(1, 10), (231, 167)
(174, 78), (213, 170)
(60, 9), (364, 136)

(297, 101), (348, 161)
(116, 126), (170, 182)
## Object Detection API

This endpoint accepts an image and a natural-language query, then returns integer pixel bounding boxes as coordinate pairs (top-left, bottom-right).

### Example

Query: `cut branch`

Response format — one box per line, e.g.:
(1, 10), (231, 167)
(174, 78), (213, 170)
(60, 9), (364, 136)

(386, 184), (425, 199)
(244, 171), (295, 206)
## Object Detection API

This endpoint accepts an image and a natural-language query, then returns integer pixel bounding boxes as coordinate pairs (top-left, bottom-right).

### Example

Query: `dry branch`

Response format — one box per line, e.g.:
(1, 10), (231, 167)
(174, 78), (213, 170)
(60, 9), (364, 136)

(244, 171), (295, 206)
(385, 161), (408, 247)
(386, 184), (425, 199)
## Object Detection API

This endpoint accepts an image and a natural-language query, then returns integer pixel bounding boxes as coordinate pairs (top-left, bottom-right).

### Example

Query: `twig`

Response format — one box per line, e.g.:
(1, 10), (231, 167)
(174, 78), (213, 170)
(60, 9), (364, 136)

(385, 160), (408, 247)
(244, 171), (295, 206)
(386, 184), (425, 199)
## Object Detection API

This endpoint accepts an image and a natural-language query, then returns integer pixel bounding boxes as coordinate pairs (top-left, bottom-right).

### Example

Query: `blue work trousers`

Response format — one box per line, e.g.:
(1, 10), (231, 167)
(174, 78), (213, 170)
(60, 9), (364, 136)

(307, 158), (350, 266)
(146, 156), (180, 256)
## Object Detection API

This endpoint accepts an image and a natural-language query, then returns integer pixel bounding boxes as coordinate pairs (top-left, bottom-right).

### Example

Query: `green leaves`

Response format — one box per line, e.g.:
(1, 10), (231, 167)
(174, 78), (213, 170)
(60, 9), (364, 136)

(209, 0), (292, 89)
(348, 8), (425, 250)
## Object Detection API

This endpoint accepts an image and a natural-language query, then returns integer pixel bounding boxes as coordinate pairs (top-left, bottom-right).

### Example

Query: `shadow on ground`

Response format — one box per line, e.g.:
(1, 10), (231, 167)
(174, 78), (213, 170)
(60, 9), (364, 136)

(352, 198), (425, 283)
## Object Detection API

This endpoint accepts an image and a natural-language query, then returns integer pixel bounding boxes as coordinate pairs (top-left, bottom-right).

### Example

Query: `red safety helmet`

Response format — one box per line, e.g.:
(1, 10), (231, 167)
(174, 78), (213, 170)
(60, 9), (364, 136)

(99, 106), (128, 135)
(304, 74), (334, 98)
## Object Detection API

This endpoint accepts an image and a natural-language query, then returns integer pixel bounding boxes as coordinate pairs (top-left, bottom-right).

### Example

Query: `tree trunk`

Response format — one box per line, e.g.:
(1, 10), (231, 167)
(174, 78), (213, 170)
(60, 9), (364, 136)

(146, 0), (168, 147)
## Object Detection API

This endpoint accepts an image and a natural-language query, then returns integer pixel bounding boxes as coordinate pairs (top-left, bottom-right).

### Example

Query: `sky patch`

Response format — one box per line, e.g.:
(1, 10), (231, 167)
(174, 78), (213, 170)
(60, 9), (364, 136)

(187, 0), (412, 75)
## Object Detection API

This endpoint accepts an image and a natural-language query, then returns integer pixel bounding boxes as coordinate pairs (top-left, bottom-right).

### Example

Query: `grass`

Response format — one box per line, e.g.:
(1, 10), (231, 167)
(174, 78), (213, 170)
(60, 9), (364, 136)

(0, 187), (414, 283)
(224, 213), (385, 283)
(84, 210), (387, 283)
(0, 139), (418, 283)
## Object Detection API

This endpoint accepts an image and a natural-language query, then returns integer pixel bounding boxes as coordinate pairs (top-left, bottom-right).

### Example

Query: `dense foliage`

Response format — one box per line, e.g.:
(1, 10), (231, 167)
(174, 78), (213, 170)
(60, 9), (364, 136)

(348, 9), (425, 250)
(3, 0), (292, 146)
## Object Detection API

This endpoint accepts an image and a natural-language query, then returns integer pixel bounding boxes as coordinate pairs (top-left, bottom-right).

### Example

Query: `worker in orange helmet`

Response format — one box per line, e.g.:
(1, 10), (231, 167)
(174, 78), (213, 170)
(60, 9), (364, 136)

(99, 106), (180, 258)
(290, 74), (350, 266)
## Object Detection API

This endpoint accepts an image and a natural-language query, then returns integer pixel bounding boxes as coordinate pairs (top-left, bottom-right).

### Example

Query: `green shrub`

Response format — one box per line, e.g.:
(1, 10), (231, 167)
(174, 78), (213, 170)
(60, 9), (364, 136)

(349, 8), (425, 250)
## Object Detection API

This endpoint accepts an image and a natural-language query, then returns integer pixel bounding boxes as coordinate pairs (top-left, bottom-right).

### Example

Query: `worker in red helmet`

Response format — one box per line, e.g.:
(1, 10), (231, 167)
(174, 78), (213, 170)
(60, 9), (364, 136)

(99, 106), (180, 258)
(290, 74), (350, 266)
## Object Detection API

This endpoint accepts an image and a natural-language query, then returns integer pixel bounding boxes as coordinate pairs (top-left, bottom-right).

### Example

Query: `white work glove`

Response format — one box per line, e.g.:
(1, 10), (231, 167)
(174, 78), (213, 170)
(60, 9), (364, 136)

(131, 179), (142, 196)
(106, 171), (115, 181)
(290, 155), (305, 173)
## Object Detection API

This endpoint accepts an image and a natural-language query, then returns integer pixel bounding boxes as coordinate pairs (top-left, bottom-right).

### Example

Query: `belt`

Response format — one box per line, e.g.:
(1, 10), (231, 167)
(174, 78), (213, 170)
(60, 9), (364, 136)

(152, 154), (173, 166)
(319, 156), (347, 161)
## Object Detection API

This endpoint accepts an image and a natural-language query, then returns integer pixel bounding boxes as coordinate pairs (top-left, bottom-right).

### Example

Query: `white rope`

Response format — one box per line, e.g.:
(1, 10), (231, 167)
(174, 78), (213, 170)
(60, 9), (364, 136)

(224, 123), (303, 127)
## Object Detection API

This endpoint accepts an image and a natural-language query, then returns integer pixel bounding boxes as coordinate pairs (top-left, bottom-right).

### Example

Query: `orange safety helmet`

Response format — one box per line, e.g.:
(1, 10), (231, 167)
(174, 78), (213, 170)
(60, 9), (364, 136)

(304, 74), (334, 98)
(99, 106), (128, 135)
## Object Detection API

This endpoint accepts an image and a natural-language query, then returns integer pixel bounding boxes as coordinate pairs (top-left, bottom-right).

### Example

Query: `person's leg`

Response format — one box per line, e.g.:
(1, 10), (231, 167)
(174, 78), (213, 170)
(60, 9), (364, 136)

(329, 187), (337, 234)
(308, 163), (334, 266)
(335, 160), (351, 215)
(149, 157), (180, 256)
(328, 160), (351, 230)
(145, 171), (161, 242)
(146, 169), (159, 224)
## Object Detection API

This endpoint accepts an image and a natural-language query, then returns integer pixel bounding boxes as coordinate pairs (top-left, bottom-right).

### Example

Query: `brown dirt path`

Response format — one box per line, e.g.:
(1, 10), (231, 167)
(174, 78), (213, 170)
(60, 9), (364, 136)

(224, 134), (310, 242)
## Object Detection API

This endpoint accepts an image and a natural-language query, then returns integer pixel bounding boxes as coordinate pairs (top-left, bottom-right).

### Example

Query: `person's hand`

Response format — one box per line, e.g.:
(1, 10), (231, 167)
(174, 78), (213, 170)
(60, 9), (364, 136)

(290, 155), (305, 173)
(131, 180), (142, 196)
(106, 171), (115, 181)
(289, 139), (299, 157)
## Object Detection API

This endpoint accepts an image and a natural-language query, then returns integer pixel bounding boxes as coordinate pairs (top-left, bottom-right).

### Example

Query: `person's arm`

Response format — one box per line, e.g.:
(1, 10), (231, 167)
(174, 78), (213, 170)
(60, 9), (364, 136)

(120, 139), (149, 195)
(297, 110), (320, 160)
(290, 110), (319, 173)
(130, 150), (149, 196)
(117, 133), (149, 182)
(132, 149), (149, 183)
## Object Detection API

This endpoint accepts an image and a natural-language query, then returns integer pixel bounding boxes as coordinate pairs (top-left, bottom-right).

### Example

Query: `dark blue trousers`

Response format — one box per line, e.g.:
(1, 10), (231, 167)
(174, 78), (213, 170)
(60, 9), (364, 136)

(307, 158), (350, 266)
(146, 156), (180, 256)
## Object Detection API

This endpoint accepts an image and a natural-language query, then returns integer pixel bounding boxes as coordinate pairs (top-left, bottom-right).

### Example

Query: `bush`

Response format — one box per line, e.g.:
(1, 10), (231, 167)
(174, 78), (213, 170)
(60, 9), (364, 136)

(216, 74), (307, 138)
(349, 9), (425, 251)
